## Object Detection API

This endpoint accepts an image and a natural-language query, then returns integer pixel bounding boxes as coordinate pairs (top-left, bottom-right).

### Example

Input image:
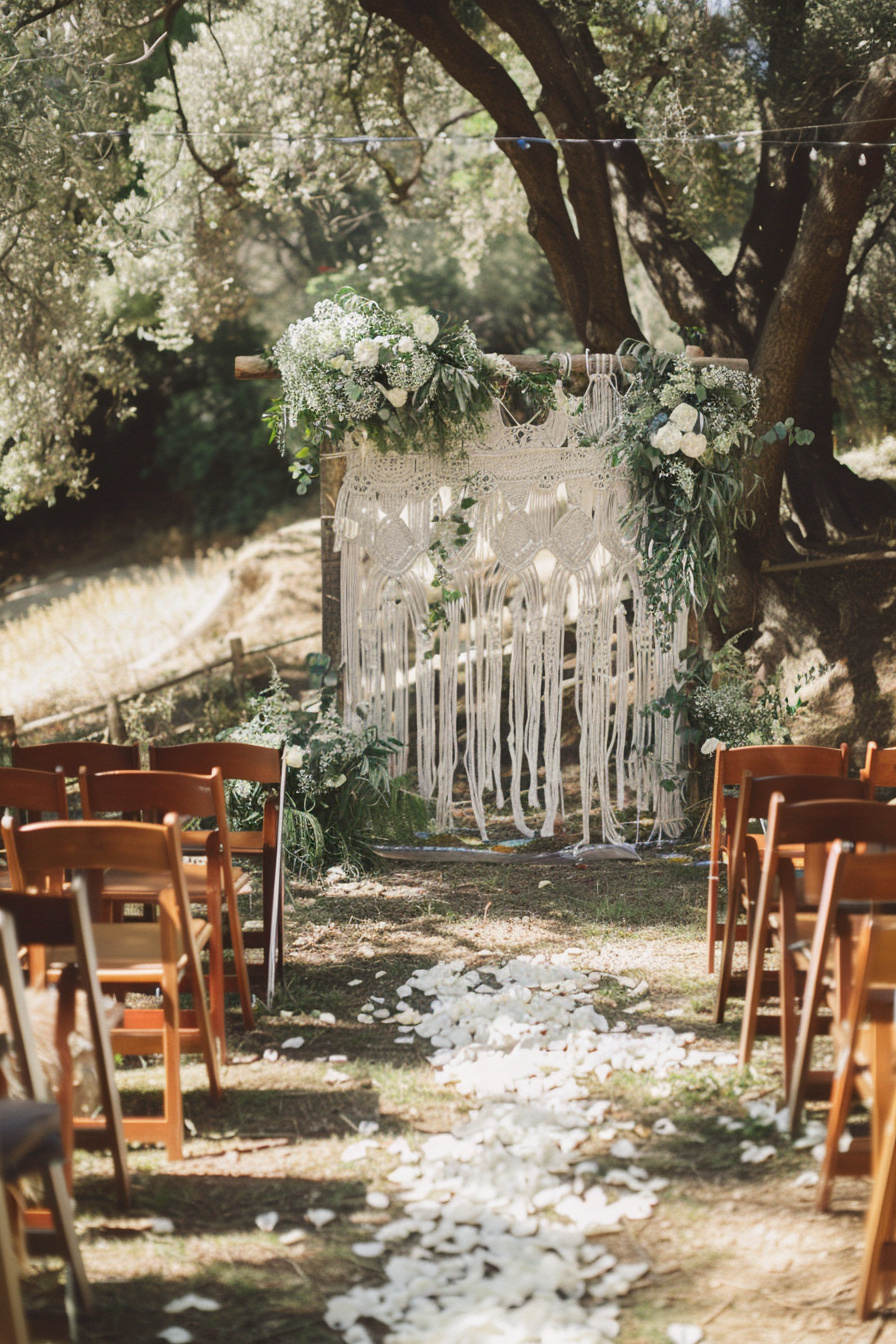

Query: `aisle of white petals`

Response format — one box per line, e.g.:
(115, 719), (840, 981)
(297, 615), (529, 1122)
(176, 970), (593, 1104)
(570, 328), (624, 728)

(325, 955), (730, 1344)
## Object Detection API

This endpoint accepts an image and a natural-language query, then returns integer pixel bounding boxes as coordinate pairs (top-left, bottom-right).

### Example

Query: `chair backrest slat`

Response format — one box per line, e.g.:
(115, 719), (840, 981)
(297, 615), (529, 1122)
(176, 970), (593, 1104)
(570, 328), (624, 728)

(2, 816), (177, 881)
(740, 772), (866, 820)
(0, 766), (68, 819)
(716, 742), (850, 788)
(767, 796), (896, 850)
(149, 741), (280, 786)
(861, 742), (896, 793)
(80, 768), (218, 823)
(0, 892), (75, 946)
(12, 741), (140, 777)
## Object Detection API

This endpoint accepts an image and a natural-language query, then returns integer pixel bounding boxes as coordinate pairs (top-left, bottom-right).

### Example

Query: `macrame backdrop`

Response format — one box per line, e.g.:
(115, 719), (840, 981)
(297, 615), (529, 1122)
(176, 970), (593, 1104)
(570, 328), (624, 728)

(334, 357), (688, 844)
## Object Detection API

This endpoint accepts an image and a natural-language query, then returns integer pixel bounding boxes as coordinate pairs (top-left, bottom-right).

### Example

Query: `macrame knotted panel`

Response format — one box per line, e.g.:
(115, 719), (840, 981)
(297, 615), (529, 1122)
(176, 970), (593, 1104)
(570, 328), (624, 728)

(334, 364), (687, 843)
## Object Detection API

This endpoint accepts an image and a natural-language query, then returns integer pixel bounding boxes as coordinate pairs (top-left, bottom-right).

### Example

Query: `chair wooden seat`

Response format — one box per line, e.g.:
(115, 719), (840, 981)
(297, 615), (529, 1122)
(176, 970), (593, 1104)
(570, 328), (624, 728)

(46, 917), (210, 977)
(102, 864), (252, 897)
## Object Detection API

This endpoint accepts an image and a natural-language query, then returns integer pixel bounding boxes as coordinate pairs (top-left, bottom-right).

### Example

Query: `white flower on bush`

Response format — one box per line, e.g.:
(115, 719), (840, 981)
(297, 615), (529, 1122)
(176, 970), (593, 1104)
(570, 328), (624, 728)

(413, 314), (439, 345)
(669, 402), (699, 432)
(352, 337), (381, 367)
(700, 737), (725, 755)
(379, 384), (408, 408)
(285, 745), (305, 768)
(653, 422), (683, 455)
(679, 431), (707, 458)
(397, 335), (415, 354)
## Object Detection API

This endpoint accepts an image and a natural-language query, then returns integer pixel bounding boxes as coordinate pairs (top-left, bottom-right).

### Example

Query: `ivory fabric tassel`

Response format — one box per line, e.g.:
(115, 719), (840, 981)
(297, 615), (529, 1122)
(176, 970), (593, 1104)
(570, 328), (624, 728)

(333, 371), (687, 844)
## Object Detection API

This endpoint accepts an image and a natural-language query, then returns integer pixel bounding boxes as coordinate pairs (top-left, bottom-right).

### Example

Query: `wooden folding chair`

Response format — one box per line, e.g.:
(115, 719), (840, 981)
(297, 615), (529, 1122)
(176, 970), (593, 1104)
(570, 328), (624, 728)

(861, 742), (896, 798)
(0, 910), (92, 1323)
(2, 815), (222, 1161)
(149, 742), (284, 990)
(80, 766), (254, 1046)
(11, 740), (140, 776)
(0, 878), (130, 1210)
(740, 797), (896, 1091)
(706, 742), (849, 971)
(714, 772), (866, 1024)
(0, 767), (69, 891)
(789, 846), (896, 1143)
(0, 1133), (29, 1344)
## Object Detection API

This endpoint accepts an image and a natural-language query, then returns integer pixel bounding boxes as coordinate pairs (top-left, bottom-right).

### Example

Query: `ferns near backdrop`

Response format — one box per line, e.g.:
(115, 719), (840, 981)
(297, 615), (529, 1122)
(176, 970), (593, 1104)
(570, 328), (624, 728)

(223, 667), (428, 878)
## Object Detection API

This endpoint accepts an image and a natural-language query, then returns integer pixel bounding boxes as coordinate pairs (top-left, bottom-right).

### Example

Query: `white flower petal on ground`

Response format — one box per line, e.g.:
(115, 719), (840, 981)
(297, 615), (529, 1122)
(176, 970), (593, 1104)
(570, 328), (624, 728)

(740, 1142), (777, 1164)
(263, 1048), (279, 1063)
(652, 1118), (677, 1135)
(668, 1327), (704, 1344)
(342, 1140), (378, 1163)
(348, 979), (362, 987)
(281, 1036), (306, 1050)
(352, 1241), (385, 1258)
(255, 1211), (279, 1232)
(325, 1069), (351, 1084)
(164, 1294), (221, 1313)
(792, 1170), (819, 1187)
(279, 1228), (306, 1245)
(150, 1217), (174, 1234)
(158, 1329), (193, 1344)
(318, 1012), (337, 1025)
(357, 1120), (379, 1136)
(306, 1208), (336, 1228)
(325, 955), (722, 1344)
(366, 1191), (390, 1209)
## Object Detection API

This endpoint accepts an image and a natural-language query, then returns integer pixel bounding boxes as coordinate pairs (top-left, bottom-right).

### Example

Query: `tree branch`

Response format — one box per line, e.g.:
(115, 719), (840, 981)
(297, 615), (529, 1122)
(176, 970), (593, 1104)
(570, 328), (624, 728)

(358, 0), (594, 340)
(165, 41), (239, 193)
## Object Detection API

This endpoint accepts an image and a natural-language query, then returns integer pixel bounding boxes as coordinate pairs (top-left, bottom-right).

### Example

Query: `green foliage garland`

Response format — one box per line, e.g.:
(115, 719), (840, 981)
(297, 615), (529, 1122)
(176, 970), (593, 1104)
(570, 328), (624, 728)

(264, 288), (556, 493)
(605, 340), (813, 637)
(223, 664), (427, 878)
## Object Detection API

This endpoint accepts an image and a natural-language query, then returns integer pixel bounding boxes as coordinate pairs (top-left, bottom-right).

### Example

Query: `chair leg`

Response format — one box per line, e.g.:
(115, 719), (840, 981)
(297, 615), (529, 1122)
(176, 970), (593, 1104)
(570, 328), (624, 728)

(41, 1161), (92, 1312)
(713, 879), (743, 1024)
(858, 1088), (896, 1319)
(53, 965), (77, 1197)
(739, 866), (775, 1068)
(0, 1186), (28, 1344)
(161, 957), (184, 1163)
(817, 948), (871, 1212)
(788, 899), (837, 1137)
(225, 884), (254, 1033)
(71, 892), (131, 1210)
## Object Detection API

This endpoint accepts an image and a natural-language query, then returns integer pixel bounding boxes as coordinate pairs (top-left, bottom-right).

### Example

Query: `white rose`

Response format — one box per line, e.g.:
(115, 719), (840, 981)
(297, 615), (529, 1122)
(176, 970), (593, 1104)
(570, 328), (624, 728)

(381, 386), (408, 407)
(412, 314), (440, 344)
(679, 431), (707, 458)
(397, 335), (415, 354)
(285, 746), (305, 769)
(700, 737), (725, 756)
(352, 337), (381, 367)
(654, 422), (683, 455)
(670, 402), (699, 432)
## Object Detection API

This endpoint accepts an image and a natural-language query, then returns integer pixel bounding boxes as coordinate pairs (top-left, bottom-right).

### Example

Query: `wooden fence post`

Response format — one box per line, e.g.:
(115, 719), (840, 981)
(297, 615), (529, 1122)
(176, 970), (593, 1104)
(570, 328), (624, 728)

(229, 635), (246, 697)
(106, 697), (126, 745)
(319, 442), (346, 701)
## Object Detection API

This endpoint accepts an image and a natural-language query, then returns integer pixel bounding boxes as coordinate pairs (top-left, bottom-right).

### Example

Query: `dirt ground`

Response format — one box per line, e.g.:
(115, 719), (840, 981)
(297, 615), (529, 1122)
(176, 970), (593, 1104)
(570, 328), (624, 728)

(18, 851), (888, 1344)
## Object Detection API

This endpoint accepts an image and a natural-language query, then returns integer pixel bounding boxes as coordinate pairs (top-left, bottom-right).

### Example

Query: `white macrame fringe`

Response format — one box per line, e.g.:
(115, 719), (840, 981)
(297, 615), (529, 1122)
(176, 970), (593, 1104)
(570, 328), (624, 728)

(334, 361), (687, 844)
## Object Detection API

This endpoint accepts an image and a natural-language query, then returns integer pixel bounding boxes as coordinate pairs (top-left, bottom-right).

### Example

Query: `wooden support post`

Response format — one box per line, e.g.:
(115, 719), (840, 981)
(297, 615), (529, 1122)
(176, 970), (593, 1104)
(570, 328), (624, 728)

(106, 697), (126, 745)
(320, 443), (346, 697)
(229, 635), (246, 697)
(0, 716), (15, 767)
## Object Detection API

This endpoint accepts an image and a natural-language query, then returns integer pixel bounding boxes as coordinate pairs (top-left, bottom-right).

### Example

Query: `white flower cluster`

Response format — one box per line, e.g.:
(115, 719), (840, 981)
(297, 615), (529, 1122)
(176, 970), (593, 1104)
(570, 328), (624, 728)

(326, 954), (734, 1344)
(651, 401), (707, 459)
(274, 293), (489, 445)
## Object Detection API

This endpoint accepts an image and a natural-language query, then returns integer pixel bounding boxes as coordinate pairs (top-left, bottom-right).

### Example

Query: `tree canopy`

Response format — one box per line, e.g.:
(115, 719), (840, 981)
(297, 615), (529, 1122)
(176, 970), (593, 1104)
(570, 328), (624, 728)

(4, 0), (896, 565)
